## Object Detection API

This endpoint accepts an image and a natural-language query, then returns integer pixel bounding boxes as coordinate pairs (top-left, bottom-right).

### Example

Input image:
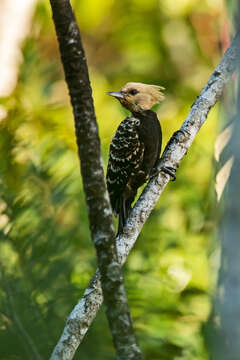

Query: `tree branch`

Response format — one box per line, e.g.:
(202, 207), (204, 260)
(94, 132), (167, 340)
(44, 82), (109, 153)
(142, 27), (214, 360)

(49, 0), (141, 359)
(50, 32), (240, 360)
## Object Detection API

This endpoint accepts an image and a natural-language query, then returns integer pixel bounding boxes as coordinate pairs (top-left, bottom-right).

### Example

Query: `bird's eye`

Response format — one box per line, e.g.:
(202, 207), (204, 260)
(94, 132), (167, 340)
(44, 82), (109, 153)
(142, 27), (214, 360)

(128, 89), (139, 96)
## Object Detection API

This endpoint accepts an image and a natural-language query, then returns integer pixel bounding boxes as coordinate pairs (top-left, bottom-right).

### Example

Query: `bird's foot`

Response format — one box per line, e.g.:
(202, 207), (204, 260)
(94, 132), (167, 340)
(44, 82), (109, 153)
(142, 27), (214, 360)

(173, 129), (191, 141)
(149, 166), (176, 181)
(161, 166), (176, 181)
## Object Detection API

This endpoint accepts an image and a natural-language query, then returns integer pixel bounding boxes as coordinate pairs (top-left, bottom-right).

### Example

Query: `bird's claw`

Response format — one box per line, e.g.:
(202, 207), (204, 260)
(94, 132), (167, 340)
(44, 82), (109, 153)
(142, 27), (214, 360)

(161, 166), (176, 181)
(149, 166), (176, 181)
(173, 129), (191, 140)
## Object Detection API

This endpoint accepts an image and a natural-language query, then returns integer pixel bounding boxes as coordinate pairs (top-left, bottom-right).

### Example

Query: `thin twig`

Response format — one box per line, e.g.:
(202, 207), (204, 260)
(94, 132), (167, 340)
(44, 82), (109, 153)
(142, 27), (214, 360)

(49, 0), (142, 359)
(2, 270), (43, 360)
(50, 32), (240, 360)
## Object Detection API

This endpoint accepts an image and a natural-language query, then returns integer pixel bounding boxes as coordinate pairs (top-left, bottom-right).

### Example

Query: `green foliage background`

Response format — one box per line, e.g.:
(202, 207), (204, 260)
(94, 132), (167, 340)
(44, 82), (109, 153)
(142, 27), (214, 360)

(0, 0), (225, 358)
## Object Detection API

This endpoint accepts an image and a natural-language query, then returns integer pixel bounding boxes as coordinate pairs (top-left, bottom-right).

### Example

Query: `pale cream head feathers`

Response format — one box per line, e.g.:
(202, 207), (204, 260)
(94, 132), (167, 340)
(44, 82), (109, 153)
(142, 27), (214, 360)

(107, 82), (165, 112)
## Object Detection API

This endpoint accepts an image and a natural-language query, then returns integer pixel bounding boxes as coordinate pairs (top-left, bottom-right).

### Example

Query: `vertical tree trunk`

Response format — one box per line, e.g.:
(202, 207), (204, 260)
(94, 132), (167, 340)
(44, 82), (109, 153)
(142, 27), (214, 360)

(49, 1), (142, 359)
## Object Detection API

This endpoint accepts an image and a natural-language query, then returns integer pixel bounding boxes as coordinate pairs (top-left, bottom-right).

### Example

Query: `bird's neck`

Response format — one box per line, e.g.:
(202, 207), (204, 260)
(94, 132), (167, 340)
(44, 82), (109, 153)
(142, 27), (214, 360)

(131, 109), (157, 120)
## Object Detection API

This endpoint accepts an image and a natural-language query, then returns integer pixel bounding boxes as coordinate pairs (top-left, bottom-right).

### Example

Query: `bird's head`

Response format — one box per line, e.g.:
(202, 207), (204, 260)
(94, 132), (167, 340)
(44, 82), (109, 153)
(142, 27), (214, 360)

(107, 82), (165, 113)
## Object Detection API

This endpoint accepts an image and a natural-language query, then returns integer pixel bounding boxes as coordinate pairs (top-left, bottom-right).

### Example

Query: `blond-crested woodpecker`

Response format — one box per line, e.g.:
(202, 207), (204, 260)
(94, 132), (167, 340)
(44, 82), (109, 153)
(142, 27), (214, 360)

(106, 82), (166, 235)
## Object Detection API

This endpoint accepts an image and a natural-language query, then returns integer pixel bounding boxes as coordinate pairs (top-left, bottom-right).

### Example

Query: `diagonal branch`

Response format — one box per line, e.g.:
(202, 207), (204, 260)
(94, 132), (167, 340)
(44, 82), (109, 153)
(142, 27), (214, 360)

(49, 0), (141, 359)
(50, 32), (240, 360)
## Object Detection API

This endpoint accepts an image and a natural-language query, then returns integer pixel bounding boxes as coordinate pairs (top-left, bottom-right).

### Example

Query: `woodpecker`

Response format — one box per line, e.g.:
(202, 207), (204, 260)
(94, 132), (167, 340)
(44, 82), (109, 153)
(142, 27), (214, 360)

(106, 82), (166, 235)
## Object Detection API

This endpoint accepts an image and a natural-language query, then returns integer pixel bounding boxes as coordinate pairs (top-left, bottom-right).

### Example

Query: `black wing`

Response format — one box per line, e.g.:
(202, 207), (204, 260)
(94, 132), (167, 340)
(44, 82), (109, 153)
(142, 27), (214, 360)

(138, 110), (162, 174)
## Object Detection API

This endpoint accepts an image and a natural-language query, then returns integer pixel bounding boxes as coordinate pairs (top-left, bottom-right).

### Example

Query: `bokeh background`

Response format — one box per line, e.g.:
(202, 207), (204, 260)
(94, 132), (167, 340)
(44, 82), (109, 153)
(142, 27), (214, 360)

(0, 0), (231, 359)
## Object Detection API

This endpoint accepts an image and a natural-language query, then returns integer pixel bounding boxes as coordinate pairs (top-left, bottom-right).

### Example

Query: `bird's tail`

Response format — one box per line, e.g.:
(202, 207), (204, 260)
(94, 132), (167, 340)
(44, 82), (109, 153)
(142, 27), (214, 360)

(117, 195), (133, 237)
(117, 197), (127, 237)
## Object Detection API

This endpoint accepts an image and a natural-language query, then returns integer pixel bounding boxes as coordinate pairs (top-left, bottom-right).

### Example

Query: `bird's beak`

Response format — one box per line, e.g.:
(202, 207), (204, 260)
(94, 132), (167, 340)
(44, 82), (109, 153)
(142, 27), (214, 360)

(107, 91), (125, 99)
